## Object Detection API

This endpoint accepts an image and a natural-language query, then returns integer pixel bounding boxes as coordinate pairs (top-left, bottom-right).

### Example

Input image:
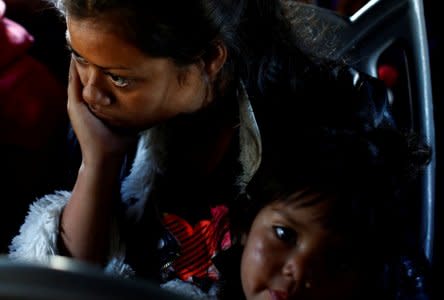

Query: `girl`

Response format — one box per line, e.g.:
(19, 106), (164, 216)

(224, 95), (432, 299)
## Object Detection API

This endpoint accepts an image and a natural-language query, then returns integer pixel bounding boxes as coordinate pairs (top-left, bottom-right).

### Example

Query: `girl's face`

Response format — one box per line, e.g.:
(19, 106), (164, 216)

(66, 16), (211, 131)
(241, 191), (362, 300)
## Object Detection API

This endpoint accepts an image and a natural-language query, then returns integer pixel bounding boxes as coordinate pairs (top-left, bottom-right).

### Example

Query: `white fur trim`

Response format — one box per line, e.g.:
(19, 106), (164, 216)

(120, 130), (155, 221)
(8, 190), (134, 278)
(237, 81), (262, 192)
(9, 191), (71, 264)
(161, 279), (219, 300)
(104, 216), (134, 278)
(104, 256), (135, 278)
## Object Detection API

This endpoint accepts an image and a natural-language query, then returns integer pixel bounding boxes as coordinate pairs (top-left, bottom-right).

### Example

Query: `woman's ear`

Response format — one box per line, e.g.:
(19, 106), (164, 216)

(203, 42), (227, 81)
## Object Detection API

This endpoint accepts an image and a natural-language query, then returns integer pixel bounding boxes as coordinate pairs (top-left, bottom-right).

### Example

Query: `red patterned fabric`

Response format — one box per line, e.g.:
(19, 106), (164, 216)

(162, 205), (231, 281)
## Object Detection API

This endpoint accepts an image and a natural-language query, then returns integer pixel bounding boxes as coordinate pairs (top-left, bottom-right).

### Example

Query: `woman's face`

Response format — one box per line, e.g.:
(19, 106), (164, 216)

(241, 191), (362, 300)
(66, 16), (211, 131)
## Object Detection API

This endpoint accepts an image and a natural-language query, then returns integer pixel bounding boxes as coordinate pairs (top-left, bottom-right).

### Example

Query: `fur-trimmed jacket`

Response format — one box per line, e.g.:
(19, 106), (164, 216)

(9, 84), (262, 299)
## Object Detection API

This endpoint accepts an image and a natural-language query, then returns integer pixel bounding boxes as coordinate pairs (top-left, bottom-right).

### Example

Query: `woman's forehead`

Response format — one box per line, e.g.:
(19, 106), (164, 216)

(66, 16), (151, 68)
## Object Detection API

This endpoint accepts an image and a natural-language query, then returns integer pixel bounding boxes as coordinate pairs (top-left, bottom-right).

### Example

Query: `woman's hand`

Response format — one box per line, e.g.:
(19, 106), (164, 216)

(61, 61), (138, 263)
(67, 60), (137, 168)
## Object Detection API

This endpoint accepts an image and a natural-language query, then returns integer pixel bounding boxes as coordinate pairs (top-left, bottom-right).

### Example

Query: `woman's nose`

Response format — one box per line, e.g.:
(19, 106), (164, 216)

(79, 67), (111, 106)
(82, 83), (111, 106)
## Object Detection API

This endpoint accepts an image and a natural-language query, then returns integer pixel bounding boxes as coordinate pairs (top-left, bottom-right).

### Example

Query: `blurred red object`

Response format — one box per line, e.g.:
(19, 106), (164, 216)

(1, 0), (67, 150)
(378, 64), (400, 88)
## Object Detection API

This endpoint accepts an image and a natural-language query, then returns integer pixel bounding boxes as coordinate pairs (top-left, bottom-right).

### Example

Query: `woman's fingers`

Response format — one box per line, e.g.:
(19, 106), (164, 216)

(66, 59), (136, 164)
(67, 59), (97, 127)
(68, 58), (85, 106)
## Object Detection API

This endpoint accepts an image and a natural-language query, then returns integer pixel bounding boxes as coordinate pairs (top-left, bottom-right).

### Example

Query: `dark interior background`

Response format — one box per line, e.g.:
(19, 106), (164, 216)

(1, 1), (442, 297)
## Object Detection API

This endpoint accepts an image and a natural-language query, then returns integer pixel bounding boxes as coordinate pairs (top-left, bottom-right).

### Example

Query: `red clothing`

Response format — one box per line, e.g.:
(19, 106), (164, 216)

(162, 205), (231, 282)
(1, 0), (66, 149)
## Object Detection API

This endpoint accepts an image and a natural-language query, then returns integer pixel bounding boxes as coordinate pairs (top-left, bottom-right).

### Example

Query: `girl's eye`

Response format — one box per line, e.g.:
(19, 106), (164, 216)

(108, 73), (130, 88)
(273, 226), (297, 244)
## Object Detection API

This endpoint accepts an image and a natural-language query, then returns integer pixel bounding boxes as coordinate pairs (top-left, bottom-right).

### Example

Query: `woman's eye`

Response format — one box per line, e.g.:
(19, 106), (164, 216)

(273, 226), (297, 243)
(108, 74), (130, 88)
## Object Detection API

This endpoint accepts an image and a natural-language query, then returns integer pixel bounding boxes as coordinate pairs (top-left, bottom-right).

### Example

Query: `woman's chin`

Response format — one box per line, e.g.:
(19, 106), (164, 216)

(102, 119), (142, 135)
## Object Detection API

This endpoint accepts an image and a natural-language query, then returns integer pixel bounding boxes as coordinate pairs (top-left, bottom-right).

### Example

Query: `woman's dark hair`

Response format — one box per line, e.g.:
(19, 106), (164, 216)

(49, 0), (318, 98)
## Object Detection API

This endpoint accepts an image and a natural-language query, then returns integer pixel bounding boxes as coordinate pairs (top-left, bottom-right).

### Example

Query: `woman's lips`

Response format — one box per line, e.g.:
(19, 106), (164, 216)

(89, 106), (115, 123)
(270, 290), (289, 300)
(88, 106), (139, 134)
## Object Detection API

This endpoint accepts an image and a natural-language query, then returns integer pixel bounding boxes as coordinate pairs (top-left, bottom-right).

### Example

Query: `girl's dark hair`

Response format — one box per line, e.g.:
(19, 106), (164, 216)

(227, 66), (432, 298)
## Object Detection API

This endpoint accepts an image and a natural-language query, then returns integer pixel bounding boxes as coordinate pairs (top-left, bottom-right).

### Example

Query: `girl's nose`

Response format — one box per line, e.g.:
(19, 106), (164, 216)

(282, 252), (314, 290)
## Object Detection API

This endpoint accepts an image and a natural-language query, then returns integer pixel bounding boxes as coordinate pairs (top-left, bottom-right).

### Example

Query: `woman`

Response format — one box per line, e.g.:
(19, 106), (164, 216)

(9, 0), (394, 298)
